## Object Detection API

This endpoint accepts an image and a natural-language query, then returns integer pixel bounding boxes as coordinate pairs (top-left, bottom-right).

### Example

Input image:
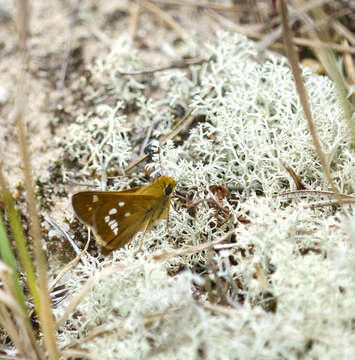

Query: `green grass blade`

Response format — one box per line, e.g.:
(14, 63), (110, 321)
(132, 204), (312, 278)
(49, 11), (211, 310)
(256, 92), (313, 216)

(0, 171), (41, 319)
(0, 214), (28, 314)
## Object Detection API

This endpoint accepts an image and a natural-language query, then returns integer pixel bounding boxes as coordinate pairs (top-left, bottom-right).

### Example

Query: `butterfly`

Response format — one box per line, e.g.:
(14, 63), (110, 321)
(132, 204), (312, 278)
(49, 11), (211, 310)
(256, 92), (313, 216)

(72, 176), (176, 255)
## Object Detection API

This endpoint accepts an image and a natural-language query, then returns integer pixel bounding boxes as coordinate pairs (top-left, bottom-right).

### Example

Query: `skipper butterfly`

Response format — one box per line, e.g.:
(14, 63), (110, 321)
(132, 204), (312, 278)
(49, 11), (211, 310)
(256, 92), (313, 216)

(72, 176), (176, 255)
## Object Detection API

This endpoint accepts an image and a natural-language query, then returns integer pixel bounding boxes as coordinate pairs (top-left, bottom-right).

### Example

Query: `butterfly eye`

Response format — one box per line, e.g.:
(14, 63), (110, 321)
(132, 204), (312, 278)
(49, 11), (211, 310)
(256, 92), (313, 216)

(165, 184), (173, 196)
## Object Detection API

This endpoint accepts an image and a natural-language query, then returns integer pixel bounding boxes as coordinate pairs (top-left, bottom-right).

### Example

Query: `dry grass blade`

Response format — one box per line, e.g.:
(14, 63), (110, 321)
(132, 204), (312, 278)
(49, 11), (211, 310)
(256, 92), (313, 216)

(306, 198), (355, 208)
(60, 324), (118, 354)
(210, 4), (354, 56)
(293, 37), (355, 54)
(135, 0), (189, 41)
(282, 162), (306, 190)
(0, 263), (45, 360)
(151, 0), (244, 12)
(14, 1), (58, 358)
(332, 21), (355, 46)
(60, 350), (97, 360)
(207, 9), (264, 38)
(202, 302), (244, 318)
(129, 3), (140, 38)
(279, 0), (343, 208)
(275, 189), (355, 200)
(275, 189), (355, 208)
(256, 0), (331, 52)
(298, 1), (355, 145)
(0, 302), (28, 358)
(343, 39), (355, 86)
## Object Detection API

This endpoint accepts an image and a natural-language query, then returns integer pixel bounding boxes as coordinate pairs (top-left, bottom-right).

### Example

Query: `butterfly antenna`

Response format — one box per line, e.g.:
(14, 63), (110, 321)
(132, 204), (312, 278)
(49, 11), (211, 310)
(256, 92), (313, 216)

(158, 146), (165, 177)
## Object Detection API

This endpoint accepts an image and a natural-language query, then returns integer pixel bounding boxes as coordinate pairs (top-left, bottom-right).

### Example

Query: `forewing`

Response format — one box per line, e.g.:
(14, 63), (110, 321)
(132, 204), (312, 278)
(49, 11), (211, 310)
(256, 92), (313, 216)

(72, 191), (105, 226)
(92, 194), (159, 252)
(72, 189), (148, 224)
(72, 190), (161, 253)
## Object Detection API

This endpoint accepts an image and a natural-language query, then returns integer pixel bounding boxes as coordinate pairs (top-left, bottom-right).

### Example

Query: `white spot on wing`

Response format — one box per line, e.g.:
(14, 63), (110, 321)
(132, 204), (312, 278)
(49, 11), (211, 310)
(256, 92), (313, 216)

(124, 212), (131, 217)
(93, 195), (99, 203)
(104, 216), (110, 223)
(108, 219), (118, 230)
(109, 218), (119, 234)
(109, 208), (117, 215)
(118, 201), (125, 207)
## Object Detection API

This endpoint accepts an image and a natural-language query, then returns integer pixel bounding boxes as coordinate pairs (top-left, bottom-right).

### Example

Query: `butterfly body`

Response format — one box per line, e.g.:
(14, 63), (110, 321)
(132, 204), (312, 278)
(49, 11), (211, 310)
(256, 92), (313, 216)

(72, 176), (176, 255)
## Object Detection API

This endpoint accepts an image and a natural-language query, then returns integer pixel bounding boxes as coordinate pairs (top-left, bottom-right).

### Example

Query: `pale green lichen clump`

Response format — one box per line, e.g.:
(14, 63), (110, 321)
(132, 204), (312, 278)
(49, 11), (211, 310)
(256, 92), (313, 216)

(60, 32), (355, 359)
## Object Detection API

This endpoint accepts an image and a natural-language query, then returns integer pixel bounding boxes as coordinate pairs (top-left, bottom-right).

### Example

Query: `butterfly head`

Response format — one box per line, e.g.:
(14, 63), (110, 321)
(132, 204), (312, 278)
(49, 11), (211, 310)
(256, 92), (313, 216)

(157, 176), (176, 196)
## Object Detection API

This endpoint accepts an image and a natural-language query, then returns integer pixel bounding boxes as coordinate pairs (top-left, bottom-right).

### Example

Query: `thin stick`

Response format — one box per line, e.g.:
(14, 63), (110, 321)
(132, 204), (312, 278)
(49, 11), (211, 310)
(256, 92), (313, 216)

(117, 58), (209, 76)
(160, 86), (212, 143)
(124, 86), (212, 173)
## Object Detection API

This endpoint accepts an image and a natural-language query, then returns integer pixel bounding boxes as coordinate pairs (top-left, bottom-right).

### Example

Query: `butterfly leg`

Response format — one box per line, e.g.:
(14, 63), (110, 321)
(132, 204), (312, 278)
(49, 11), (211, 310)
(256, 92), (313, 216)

(136, 220), (150, 253)
(166, 205), (173, 244)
